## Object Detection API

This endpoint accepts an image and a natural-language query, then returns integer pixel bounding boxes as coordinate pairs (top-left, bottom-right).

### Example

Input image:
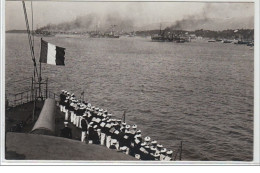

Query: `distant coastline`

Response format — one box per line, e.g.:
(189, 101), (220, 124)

(6, 30), (27, 34)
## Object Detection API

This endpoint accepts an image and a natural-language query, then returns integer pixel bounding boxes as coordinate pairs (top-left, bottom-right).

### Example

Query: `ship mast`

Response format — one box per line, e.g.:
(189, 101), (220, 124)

(22, 1), (42, 121)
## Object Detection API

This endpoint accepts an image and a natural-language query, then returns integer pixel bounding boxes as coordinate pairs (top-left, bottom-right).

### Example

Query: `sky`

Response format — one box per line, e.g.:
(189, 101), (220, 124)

(5, 1), (254, 31)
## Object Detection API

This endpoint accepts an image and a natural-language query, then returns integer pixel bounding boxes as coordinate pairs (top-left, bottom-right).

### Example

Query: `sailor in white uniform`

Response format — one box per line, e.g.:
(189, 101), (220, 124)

(159, 148), (167, 161)
(100, 121), (106, 146)
(163, 150), (173, 161)
(144, 136), (151, 145)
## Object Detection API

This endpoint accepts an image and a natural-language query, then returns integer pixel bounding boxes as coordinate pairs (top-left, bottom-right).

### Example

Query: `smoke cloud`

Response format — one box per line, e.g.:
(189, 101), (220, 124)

(169, 3), (254, 31)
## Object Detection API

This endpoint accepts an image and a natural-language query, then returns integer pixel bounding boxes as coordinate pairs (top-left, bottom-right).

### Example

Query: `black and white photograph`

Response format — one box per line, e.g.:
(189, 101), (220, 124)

(1, 0), (259, 164)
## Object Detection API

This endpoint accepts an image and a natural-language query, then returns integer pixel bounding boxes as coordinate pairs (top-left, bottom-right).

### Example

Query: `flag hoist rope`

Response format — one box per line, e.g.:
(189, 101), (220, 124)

(22, 1), (40, 121)
(22, 1), (38, 79)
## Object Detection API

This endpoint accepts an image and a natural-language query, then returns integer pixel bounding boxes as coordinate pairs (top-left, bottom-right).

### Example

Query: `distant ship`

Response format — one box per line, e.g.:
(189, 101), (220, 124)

(90, 24), (120, 38)
(151, 24), (172, 42)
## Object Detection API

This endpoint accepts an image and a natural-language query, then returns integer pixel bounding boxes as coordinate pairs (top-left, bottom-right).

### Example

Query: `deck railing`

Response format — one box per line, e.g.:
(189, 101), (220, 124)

(7, 89), (60, 108)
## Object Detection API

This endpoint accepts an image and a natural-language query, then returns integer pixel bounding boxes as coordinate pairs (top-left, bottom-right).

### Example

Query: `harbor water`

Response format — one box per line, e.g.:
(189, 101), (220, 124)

(5, 33), (254, 161)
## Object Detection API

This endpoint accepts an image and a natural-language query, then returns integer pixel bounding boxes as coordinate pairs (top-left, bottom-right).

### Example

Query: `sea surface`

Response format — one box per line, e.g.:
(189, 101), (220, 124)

(5, 33), (254, 161)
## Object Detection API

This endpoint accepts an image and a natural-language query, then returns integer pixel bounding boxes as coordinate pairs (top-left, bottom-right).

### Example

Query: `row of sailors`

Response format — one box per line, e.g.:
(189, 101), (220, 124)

(59, 90), (173, 161)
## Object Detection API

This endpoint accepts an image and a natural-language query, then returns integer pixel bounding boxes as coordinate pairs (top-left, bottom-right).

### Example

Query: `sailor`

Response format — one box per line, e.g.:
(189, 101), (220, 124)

(132, 124), (137, 134)
(159, 148), (167, 161)
(78, 104), (86, 128)
(86, 109), (92, 123)
(59, 90), (66, 112)
(151, 140), (158, 148)
(128, 129), (136, 157)
(164, 150), (173, 161)
(132, 136), (142, 157)
(60, 122), (72, 139)
(107, 113), (112, 119)
(69, 100), (75, 124)
(144, 144), (153, 160)
(144, 136), (151, 145)
(154, 153), (160, 161)
(150, 146), (157, 160)
(120, 146), (127, 154)
(112, 130), (120, 150)
(105, 123), (112, 148)
(75, 103), (81, 127)
(80, 114), (88, 143)
(108, 123), (117, 148)
(92, 125), (100, 144)
(88, 122), (94, 144)
(156, 144), (163, 155)
(121, 122), (126, 127)
(100, 121), (107, 145)
(63, 97), (70, 121)
(139, 142), (148, 160)
(123, 129), (132, 155)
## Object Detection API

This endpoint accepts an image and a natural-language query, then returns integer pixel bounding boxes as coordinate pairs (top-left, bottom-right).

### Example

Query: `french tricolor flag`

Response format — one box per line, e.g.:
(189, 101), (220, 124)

(39, 39), (65, 65)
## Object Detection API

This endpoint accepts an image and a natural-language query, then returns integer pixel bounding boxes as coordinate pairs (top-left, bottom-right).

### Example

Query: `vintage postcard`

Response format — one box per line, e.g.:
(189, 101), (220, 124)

(1, 0), (259, 165)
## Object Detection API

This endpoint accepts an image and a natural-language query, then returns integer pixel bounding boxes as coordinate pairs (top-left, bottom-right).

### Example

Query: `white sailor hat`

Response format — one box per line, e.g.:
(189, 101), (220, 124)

(117, 119), (122, 123)
(132, 124), (137, 129)
(104, 110), (108, 113)
(166, 150), (173, 155)
(144, 136), (151, 142)
(122, 122), (126, 126)
(125, 129), (131, 134)
(136, 130), (141, 134)
(99, 108), (103, 112)
(160, 148), (167, 153)
(121, 146), (127, 151)
(71, 93), (75, 96)
(141, 142), (147, 147)
(95, 107), (99, 111)
(107, 119), (112, 123)
(64, 122), (68, 125)
(125, 125), (130, 129)
(83, 114), (87, 117)
(151, 140), (157, 145)
(67, 92), (71, 95)
(157, 144), (163, 148)
(107, 113), (112, 117)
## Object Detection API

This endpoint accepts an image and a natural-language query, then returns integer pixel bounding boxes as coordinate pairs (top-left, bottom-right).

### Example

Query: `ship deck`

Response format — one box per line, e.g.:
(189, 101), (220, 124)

(5, 101), (136, 160)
